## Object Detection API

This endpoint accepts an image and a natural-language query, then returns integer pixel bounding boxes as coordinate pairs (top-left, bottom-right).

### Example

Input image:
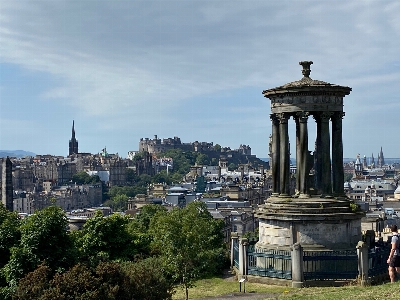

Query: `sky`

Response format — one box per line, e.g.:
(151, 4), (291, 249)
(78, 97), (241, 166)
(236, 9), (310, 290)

(1, 1), (400, 159)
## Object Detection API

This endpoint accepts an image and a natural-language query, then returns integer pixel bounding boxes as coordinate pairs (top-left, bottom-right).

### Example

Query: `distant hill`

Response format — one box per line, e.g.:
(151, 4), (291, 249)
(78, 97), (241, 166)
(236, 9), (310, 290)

(0, 150), (36, 158)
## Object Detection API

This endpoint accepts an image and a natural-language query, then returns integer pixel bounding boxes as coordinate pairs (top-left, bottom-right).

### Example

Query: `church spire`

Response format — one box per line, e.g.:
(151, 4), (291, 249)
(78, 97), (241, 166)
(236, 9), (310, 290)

(69, 120), (78, 156)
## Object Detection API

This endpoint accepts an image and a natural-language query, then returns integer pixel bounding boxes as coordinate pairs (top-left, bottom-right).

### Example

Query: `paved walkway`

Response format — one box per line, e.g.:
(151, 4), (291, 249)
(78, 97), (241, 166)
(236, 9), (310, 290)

(197, 292), (279, 300)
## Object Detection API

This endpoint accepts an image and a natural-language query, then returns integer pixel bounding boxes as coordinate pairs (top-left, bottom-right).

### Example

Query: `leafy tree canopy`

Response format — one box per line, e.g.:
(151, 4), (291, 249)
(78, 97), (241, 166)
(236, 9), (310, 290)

(0, 205), (20, 269)
(71, 171), (101, 185)
(75, 211), (136, 265)
(3, 206), (74, 288)
(149, 201), (226, 300)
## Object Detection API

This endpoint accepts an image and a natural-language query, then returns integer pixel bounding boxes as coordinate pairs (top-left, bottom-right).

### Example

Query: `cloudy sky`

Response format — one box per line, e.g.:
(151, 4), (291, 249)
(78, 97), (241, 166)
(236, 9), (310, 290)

(1, 0), (400, 159)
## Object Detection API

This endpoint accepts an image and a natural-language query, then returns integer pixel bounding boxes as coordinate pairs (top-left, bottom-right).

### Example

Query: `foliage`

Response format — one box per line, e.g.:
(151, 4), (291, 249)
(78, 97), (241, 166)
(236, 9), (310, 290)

(71, 171), (101, 185)
(3, 206), (75, 288)
(210, 157), (218, 166)
(134, 204), (167, 231)
(228, 163), (236, 171)
(107, 184), (147, 199)
(104, 194), (129, 212)
(125, 168), (136, 184)
(152, 170), (172, 184)
(120, 257), (175, 300)
(14, 259), (174, 300)
(344, 173), (353, 182)
(0, 204), (21, 269)
(149, 201), (226, 300)
(214, 144), (221, 152)
(195, 153), (209, 166)
(75, 211), (136, 265)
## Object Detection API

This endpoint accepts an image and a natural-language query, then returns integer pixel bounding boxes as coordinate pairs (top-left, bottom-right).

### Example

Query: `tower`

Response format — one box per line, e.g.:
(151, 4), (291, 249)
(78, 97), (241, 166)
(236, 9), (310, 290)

(256, 61), (362, 255)
(69, 120), (79, 156)
(378, 147), (385, 167)
(1, 157), (13, 211)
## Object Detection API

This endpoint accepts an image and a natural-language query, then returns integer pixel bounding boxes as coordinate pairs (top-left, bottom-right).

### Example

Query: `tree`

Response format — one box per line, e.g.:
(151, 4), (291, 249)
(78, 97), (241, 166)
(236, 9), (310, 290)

(214, 144), (221, 152)
(152, 170), (171, 184)
(210, 157), (218, 166)
(344, 173), (353, 182)
(3, 206), (75, 288)
(149, 202), (226, 300)
(71, 171), (100, 185)
(105, 194), (129, 212)
(14, 260), (174, 300)
(195, 153), (209, 166)
(228, 163), (237, 171)
(125, 168), (137, 184)
(0, 204), (21, 269)
(135, 204), (167, 231)
(76, 211), (136, 265)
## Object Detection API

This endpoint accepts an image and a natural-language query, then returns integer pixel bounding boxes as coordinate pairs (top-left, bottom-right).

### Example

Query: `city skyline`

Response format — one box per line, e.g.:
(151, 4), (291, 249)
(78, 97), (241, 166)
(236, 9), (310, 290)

(1, 1), (400, 158)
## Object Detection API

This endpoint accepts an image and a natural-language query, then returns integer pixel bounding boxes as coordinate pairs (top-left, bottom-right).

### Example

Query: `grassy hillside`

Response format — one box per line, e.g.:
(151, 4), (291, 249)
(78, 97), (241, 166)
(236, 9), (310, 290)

(172, 276), (399, 300)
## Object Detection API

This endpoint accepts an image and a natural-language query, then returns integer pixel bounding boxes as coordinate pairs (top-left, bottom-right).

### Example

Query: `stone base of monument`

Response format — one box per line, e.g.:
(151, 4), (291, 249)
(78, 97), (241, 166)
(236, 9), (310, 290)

(255, 195), (364, 251)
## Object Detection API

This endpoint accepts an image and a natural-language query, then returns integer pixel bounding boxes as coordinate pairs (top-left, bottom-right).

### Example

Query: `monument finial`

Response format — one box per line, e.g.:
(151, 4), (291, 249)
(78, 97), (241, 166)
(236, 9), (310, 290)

(299, 61), (313, 78)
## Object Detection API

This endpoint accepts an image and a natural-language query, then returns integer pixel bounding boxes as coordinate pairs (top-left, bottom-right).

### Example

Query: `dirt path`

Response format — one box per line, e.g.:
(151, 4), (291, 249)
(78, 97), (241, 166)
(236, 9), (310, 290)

(197, 292), (279, 300)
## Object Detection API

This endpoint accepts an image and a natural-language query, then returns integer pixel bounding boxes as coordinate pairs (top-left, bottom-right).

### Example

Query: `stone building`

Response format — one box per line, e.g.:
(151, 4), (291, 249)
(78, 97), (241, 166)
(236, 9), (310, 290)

(1, 157), (13, 211)
(13, 183), (102, 213)
(13, 166), (35, 192)
(108, 157), (127, 186)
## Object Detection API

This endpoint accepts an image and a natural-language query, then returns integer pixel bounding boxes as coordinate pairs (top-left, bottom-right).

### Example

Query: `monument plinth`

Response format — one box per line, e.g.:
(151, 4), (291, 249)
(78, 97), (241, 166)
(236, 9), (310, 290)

(257, 62), (364, 251)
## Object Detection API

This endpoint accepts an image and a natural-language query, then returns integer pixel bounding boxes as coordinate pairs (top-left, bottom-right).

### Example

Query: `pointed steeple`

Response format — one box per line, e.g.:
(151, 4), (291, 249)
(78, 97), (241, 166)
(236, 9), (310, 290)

(69, 120), (78, 156)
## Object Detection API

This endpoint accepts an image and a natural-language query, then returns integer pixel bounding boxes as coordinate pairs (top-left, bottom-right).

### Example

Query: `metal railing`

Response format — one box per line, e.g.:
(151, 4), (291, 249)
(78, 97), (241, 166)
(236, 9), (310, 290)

(303, 250), (358, 281)
(247, 248), (292, 279)
(242, 242), (391, 282)
(368, 245), (391, 277)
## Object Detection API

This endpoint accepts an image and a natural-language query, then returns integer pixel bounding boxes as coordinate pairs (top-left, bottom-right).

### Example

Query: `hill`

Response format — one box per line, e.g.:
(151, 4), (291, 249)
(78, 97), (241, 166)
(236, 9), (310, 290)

(0, 150), (36, 158)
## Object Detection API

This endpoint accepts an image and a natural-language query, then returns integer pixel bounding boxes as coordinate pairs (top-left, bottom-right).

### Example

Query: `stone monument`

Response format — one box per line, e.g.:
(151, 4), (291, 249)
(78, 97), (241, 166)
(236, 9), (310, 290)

(2, 157), (14, 211)
(256, 61), (363, 251)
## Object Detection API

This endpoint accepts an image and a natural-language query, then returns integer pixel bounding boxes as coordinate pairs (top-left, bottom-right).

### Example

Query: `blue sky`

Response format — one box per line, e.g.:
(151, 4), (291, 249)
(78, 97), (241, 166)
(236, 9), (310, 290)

(1, 1), (400, 159)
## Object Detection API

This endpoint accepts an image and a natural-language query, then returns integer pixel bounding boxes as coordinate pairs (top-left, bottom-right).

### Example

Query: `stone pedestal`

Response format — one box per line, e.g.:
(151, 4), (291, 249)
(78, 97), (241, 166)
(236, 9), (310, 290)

(256, 196), (363, 251)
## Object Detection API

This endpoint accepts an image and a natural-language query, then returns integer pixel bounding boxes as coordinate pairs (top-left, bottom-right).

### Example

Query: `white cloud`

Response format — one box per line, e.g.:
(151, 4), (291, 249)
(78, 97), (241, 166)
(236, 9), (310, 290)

(1, 0), (400, 157)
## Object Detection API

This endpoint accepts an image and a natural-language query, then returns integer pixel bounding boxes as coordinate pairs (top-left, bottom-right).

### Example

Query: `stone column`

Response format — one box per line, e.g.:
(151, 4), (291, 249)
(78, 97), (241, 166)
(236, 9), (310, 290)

(291, 243), (304, 288)
(313, 115), (322, 194)
(270, 114), (280, 195)
(295, 116), (300, 194)
(320, 112), (333, 196)
(356, 241), (369, 286)
(238, 237), (248, 276)
(297, 112), (309, 197)
(332, 111), (345, 196)
(278, 113), (290, 197)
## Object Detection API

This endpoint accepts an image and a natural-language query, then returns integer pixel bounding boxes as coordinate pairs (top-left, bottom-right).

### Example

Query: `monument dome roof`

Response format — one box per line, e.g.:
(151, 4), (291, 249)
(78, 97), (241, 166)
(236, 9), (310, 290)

(263, 61), (351, 96)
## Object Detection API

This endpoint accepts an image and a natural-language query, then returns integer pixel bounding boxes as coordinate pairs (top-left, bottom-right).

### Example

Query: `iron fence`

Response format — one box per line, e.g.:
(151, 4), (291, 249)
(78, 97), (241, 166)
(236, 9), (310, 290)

(303, 250), (358, 280)
(247, 248), (292, 279)
(368, 245), (391, 277)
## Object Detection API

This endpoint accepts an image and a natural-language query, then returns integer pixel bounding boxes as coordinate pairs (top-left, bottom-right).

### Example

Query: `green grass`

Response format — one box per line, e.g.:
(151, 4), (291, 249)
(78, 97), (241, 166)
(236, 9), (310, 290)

(172, 277), (400, 300)
(172, 277), (292, 299)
